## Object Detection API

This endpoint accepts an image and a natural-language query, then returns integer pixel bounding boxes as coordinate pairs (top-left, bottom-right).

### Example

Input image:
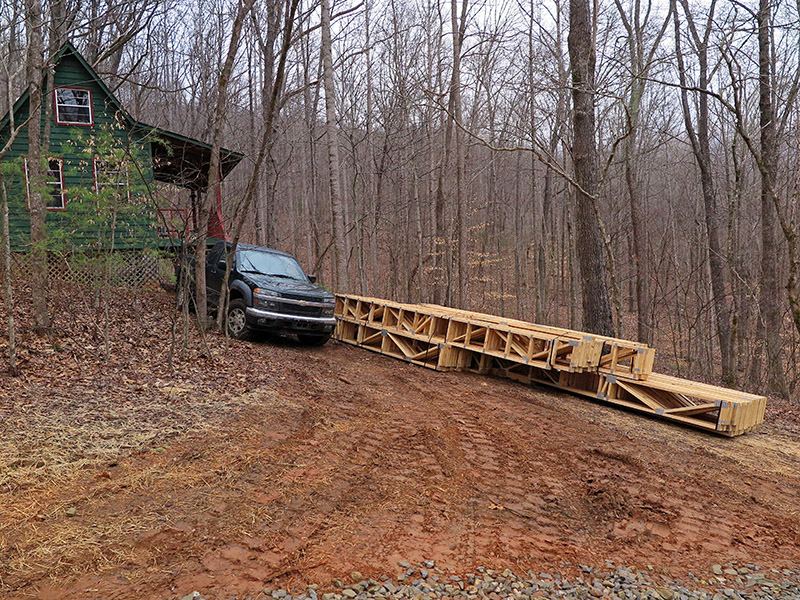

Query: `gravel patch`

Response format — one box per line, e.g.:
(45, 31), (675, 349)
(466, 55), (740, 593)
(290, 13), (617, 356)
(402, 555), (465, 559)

(251, 561), (800, 600)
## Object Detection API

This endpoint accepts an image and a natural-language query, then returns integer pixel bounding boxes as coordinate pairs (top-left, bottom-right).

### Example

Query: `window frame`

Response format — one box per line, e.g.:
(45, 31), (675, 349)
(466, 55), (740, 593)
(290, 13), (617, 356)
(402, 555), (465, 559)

(53, 86), (94, 127)
(92, 158), (132, 202)
(23, 156), (67, 211)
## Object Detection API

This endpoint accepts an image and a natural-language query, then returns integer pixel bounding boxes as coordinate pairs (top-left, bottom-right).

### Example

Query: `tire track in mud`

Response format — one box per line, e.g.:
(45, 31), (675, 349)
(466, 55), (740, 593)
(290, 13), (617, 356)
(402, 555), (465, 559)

(187, 402), (381, 589)
(206, 367), (461, 583)
(445, 382), (717, 561)
(261, 350), (800, 577)
(441, 397), (579, 562)
(279, 363), (482, 569)
(449, 387), (768, 566)
(456, 392), (661, 556)
(342, 370), (591, 563)
(330, 392), (468, 564)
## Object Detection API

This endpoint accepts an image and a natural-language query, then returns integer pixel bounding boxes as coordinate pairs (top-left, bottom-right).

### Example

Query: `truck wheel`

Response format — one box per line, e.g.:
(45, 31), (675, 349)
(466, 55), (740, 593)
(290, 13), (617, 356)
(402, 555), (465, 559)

(297, 333), (331, 346)
(226, 299), (250, 340)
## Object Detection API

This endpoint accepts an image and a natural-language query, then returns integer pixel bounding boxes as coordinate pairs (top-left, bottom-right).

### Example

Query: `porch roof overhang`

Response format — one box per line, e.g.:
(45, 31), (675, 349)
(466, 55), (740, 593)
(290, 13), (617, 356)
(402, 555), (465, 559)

(138, 125), (245, 192)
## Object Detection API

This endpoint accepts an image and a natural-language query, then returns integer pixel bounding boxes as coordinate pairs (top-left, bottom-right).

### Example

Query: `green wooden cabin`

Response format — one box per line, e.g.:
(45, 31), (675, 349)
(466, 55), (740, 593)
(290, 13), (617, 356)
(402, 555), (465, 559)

(0, 42), (242, 253)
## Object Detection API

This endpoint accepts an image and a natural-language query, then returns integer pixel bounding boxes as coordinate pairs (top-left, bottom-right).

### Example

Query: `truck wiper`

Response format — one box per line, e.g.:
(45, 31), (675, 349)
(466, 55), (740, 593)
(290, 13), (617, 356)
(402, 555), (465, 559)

(264, 273), (294, 279)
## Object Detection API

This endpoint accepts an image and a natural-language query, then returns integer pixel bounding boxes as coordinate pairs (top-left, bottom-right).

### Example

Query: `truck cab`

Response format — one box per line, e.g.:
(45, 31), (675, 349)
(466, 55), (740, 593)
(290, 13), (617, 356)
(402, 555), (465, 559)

(204, 241), (336, 345)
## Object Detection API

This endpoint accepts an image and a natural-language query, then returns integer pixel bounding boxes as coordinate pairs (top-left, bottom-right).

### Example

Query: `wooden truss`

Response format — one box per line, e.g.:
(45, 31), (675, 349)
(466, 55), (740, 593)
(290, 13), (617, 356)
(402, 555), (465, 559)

(334, 294), (766, 437)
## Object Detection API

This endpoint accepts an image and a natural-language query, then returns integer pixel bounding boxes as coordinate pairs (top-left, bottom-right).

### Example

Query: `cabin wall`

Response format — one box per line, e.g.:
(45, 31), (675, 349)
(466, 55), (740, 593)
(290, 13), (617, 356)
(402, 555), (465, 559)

(1, 53), (158, 252)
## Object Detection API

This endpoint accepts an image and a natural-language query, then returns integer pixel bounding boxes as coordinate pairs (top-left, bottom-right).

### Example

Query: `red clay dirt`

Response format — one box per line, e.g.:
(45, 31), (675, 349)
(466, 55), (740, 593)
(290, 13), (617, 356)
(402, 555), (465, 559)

(1, 289), (799, 600)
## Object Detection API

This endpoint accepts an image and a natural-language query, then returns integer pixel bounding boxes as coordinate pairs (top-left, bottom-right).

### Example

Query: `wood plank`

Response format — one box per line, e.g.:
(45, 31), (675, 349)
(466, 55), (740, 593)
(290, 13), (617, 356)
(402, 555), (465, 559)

(333, 294), (766, 437)
(665, 404), (719, 416)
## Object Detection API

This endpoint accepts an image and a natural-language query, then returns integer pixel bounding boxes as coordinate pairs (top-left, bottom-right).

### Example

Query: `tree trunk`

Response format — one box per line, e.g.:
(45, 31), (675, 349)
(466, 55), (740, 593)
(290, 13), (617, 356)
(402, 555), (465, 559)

(364, 0), (374, 296)
(25, 0), (51, 332)
(195, 0), (252, 329)
(1, 177), (16, 374)
(673, 0), (733, 384)
(757, 0), (789, 398)
(567, 0), (614, 336)
(625, 127), (650, 344)
(259, 0), (281, 247)
(320, 0), (347, 291)
(450, 0), (467, 308)
(0, 112), (30, 374)
(613, 0), (670, 344)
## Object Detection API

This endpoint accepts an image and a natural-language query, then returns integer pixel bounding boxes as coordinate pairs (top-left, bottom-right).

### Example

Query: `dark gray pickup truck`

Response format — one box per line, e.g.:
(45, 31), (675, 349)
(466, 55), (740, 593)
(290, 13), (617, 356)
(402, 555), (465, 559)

(179, 241), (336, 345)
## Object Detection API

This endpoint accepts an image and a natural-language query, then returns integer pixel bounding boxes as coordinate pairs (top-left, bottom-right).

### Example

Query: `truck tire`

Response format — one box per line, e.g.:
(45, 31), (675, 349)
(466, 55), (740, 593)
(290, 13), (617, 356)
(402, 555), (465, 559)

(297, 333), (331, 346)
(226, 299), (251, 340)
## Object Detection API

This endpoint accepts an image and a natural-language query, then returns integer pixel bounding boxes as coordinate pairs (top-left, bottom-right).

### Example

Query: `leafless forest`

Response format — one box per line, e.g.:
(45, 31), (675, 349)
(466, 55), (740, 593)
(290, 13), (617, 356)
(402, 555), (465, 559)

(3, 0), (800, 398)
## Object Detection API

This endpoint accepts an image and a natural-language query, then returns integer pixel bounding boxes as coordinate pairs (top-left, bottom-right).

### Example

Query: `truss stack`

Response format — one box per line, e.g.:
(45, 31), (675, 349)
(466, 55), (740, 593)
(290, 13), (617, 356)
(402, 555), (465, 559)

(334, 294), (766, 437)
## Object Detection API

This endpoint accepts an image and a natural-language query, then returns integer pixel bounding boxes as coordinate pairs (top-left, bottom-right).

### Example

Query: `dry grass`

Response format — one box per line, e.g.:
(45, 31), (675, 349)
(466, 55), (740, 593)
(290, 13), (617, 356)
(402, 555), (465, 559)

(0, 388), (276, 490)
(0, 283), (314, 592)
(0, 388), (309, 590)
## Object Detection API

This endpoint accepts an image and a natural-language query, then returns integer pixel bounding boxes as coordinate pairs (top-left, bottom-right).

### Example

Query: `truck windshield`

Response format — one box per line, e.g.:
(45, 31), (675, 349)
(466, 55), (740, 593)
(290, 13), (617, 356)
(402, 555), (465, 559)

(238, 250), (308, 281)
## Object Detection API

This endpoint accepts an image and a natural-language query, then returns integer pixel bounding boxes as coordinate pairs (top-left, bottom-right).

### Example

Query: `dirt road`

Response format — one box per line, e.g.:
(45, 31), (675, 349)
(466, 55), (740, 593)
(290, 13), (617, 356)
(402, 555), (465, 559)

(1, 292), (799, 599)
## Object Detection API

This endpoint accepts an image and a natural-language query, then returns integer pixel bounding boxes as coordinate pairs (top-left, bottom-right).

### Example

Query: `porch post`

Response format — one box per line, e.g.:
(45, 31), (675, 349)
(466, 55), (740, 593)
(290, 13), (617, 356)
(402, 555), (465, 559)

(190, 189), (198, 232)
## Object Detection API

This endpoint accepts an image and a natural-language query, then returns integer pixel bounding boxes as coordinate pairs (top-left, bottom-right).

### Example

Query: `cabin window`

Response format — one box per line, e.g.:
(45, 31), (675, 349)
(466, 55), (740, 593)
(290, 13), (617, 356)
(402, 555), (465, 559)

(93, 159), (131, 201)
(54, 87), (93, 125)
(23, 158), (67, 210)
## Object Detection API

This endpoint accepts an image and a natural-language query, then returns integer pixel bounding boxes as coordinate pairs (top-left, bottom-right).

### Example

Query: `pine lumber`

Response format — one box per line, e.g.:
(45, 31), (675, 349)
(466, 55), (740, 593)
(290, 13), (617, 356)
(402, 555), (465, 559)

(334, 294), (766, 437)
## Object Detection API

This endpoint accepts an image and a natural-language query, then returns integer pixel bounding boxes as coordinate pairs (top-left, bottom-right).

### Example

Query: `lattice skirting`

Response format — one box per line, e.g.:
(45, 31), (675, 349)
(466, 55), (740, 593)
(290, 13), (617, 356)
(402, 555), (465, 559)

(8, 251), (172, 289)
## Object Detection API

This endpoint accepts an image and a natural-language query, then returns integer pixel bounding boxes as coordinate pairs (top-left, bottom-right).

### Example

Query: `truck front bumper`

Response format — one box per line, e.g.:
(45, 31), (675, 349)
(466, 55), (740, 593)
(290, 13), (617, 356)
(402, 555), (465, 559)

(245, 306), (337, 334)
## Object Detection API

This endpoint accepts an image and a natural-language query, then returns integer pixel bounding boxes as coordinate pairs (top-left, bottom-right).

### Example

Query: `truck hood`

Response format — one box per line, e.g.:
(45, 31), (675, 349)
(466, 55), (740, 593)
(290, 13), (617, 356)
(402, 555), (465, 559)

(245, 274), (331, 298)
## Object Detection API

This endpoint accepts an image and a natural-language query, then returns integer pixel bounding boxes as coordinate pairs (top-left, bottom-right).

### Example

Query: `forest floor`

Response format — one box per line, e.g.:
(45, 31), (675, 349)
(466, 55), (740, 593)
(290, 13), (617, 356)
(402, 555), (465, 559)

(1, 285), (800, 600)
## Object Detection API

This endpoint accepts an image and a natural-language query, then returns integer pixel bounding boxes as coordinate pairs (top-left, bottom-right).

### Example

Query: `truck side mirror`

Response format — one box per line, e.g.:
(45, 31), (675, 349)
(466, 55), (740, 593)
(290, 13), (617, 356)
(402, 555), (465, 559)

(308, 274), (317, 283)
(217, 259), (226, 271)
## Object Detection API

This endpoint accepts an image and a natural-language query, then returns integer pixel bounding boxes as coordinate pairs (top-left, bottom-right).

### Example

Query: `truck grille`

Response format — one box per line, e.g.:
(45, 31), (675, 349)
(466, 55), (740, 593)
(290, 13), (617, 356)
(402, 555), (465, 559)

(276, 302), (323, 318)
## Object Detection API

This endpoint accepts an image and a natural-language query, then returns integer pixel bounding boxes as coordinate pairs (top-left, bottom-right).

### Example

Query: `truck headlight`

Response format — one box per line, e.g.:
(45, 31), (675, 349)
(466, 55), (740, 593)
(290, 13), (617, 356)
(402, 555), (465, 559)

(254, 288), (279, 298)
(254, 288), (280, 309)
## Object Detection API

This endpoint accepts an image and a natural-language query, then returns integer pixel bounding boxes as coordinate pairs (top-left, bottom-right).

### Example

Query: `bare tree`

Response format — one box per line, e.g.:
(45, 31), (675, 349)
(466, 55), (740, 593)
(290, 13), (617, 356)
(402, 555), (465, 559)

(24, 0), (51, 332)
(568, 0), (614, 336)
(672, 0), (734, 384)
(195, 0), (254, 329)
(1, 178), (15, 373)
(614, 0), (671, 344)
(449, 0), (468, 307)
(216, 0), (303, 331)
(756, 0), (789, 397)
(0, 121), (32, 372)
(320, 0), (348, 290)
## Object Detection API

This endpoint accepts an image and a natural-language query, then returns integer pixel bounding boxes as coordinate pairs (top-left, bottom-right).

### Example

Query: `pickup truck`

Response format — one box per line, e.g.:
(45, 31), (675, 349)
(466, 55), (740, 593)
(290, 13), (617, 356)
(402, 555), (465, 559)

(178, 241), (337, 345)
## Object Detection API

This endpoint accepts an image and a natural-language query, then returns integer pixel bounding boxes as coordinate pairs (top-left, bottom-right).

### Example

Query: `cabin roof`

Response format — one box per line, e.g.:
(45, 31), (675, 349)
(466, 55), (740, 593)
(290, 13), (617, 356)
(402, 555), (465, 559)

(0, 41), (243, 191)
